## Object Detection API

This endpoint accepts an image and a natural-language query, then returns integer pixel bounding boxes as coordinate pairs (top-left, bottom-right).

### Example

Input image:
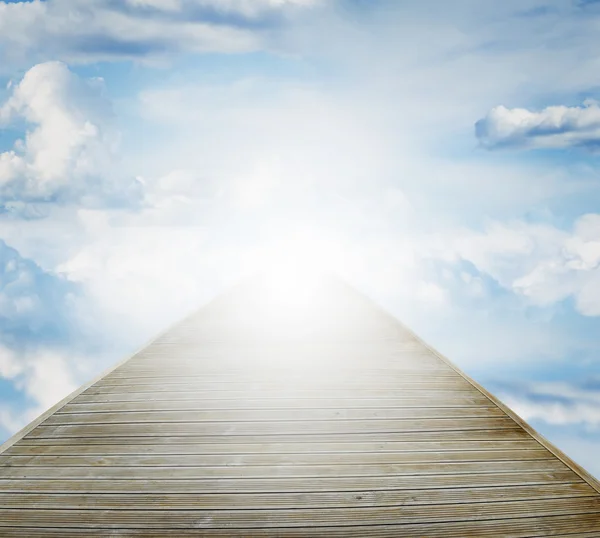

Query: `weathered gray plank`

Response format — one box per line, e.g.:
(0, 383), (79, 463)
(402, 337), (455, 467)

(85, 383), (473, 394)
(82, 387), (480, 398)
(3, 514), (599, 537)
(0, 470), (581, 494)
(1, 498), (600, 528)
(63, 396), (493, 411)
(71, 392), (491, 404)
(3, 438), (542, 456)
(0, 459), (566, 480)
(1, 275), (598, 535)
(0, 483), (594, 510)
(0, 448), (552, 468)
(107, 369), (460, 379)
(26, 417), (520, 437)
(92, 380), (471, 392)
(1, 515), (600, 537)
(18, 428), (534, 444)
(47, 407), (506, 425)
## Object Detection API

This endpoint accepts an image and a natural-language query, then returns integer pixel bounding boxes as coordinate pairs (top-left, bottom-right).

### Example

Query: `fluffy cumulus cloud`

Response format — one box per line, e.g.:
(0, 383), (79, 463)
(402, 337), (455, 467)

(476, 101), (600, 150)
(433, 215), (600, 316)
(0, 0), (320, 66)
(0, 61), (142, 210)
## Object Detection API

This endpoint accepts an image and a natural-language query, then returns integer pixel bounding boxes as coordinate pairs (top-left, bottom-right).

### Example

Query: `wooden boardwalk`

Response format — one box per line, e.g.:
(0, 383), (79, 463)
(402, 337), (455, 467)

(1, 275), (599, 536)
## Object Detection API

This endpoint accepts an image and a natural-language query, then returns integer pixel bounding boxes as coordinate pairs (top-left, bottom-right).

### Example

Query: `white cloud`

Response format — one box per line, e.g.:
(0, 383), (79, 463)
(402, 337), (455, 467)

(0, 61), (142, 208)
(0, 345), (80, 434)
(431, 216), (600, 316)
(125, 0), (321, 15)
(498, 380), (600, 429)
(56, 219), (219, 345)
(0, 0), (320, 67)
(0, 241), (92, 434)
(126, 0), (183, 10)
(125, 0), (318, 13)
(495, 381), (600, 478)
(476, 102), (600, 150)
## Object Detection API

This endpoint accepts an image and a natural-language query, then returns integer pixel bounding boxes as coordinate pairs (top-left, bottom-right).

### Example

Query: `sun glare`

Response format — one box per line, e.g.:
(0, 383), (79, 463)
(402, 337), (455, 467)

(245, 227), (346, 320)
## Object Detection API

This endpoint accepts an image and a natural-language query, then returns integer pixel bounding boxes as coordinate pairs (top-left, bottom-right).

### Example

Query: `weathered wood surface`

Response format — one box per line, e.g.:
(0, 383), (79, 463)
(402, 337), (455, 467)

(0, 470), (583, 494)
(1, 275), (599, 536)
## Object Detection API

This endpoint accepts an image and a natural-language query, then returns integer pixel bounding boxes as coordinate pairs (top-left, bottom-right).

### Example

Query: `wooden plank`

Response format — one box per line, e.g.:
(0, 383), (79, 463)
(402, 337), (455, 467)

(2, 514), (600, 537)
(107, 369), (460, 379)
(105, 372), (460, 383)
(132, 340), (427, 350)
(4, 515), (600, 537)
(1, 438), (543, 456)
(1, 277), (598, 536)
(92, 379), (470, 390)
(62, 396), (493, 411)
(0, 449), (552, 468)
(18, 429), (534, 444)
(1, 498), (599, 528)
(0, 459), (566, 480)
(123, 351), (446, 361)
(0, 470), (581, 494)
(125, 345), (440, 355)
(71, 392), (491, 404)
(126, 350), (447, 360)
(127, 354), (447, 364)
(25, 417), (520, 437)
(123, 363), (452, 373)
(0, 483), (594, 510)
(46, 407), (507, 425)
(82, 386), (480, 396)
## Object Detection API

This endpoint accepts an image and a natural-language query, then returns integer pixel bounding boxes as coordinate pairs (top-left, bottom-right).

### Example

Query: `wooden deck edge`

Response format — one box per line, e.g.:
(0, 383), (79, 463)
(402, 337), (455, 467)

(334, 277), (600, 495)
(0, 307), (201, 456)
(5, 273), (598, 499)
(404, 327), (600, 495)
(349, 285), (600, 495)
(0, 277), (245, 456)
(0, 275), (261, 456)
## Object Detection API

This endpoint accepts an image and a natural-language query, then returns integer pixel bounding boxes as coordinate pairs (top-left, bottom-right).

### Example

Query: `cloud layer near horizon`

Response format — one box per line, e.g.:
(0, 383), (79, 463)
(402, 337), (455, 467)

(476, 102), (600, 151)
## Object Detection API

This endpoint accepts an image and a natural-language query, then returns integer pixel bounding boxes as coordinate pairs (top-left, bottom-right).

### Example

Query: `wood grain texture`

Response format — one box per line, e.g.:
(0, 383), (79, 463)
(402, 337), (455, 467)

(46, 406), (507, 424)
(0, 448), (553, 467)
(2, 438), (542, 455)
(24, 416), (521, 437)
(15, 428), (534, 444)
(60, 395), (494, 410)
(1, 275), (598, 534)
(0, 483), (595, 509)
(1, 498), (600, 528)
(1, 517), (600, 537)
(0, 470), (583, 494)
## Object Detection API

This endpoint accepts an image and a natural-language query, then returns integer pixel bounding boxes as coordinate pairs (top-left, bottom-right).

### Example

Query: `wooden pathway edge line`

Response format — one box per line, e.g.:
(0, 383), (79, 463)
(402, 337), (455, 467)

(2, 274), (598, 500)
(0, 308), (203, 457)
(344, 279), (600, 494)
(0, 277), (248, 456)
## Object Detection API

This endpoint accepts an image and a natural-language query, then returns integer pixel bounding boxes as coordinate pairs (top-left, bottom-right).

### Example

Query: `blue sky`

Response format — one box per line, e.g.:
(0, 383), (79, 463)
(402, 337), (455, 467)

(0, 0), (600, 478)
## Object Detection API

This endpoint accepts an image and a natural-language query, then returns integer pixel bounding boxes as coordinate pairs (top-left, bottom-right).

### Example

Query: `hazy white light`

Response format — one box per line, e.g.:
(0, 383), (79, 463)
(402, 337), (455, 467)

(252, 227), (342, 310)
